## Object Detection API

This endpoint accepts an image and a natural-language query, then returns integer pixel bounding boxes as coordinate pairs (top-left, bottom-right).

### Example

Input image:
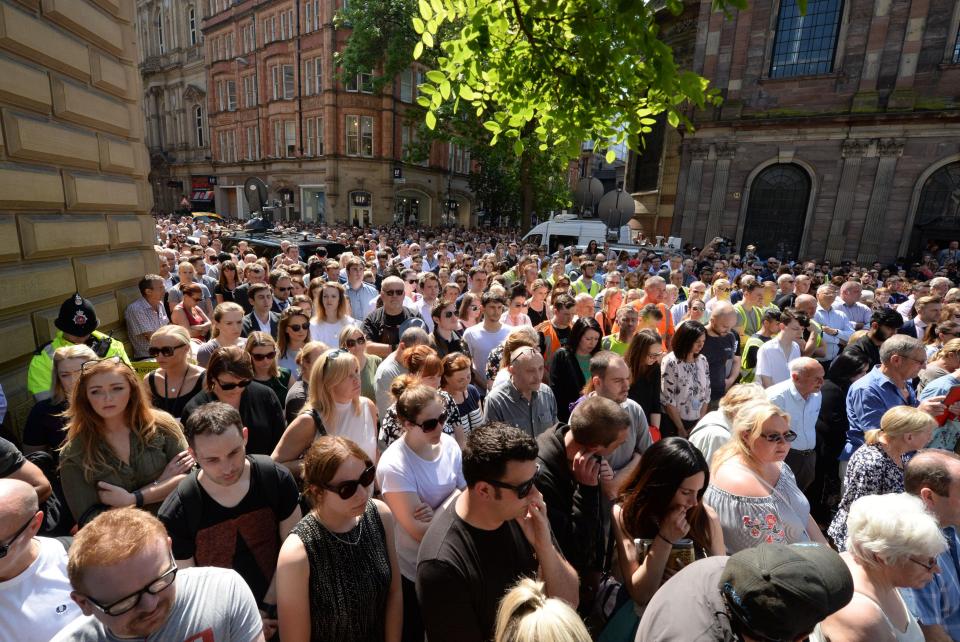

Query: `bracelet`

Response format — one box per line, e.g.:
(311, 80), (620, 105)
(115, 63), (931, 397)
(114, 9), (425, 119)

(133, 489), (145, 508)
(656, 532), (675, 547)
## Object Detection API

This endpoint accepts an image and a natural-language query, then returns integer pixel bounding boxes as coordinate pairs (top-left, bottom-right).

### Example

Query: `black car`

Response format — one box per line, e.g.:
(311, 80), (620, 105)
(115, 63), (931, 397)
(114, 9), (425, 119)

(221, 231), (346, 263)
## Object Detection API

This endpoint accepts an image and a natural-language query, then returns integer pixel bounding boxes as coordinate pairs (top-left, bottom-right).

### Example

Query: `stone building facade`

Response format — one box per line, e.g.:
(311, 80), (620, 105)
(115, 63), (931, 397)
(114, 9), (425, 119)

(136, 0), (213, 214)
(668, 0), (960, 262)
(0, 0), (155, 433)
(201, 0), (474, 226)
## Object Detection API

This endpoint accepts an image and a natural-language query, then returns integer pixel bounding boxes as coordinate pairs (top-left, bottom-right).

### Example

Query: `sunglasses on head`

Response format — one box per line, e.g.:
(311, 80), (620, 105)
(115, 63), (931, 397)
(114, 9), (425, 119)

(217, 378), (251, 390)
(322, 464), (377, 500)
(410, 411), (448, 432)
(251, 351), (277, 361)
(148, 344), (187, 358)
(345, 336), (366, 348)
(80, 355), (126, 375)
(483, 465), (541, 499)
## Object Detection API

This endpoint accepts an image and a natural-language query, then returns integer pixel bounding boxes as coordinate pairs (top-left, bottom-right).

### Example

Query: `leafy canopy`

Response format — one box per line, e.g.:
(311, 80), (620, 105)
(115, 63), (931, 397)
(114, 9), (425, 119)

(413, 0), (749, 162)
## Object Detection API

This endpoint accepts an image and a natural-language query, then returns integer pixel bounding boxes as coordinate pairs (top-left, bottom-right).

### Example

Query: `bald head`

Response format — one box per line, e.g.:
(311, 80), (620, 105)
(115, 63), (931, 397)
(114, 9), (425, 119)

(790, 357), (824, 397)
(794, 294), (817, 316)
(0, 479), (39, 523)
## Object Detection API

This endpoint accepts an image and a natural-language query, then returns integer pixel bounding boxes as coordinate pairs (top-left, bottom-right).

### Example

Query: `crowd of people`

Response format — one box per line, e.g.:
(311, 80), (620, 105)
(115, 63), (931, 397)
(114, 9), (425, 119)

(1, 215), (960, 642)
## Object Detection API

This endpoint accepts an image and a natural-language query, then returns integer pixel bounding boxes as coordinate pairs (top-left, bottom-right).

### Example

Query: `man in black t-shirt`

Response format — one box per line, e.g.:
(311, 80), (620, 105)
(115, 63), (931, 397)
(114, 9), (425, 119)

(158, 402), (301, 640)
(362, 275), (424, 358)
(416, 423), (578, 642)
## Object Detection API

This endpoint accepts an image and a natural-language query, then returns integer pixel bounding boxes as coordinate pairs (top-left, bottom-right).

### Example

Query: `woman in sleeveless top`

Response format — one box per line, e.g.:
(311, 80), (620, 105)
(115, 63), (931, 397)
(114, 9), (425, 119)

(171, 283), (212, 340)
(704, 400), (829, 554)
(610, 438), (725, 631)
(146, 325), (205, 420)
(276, 435), (401, 642)
(272, 349), (379, 479)
(526, 279), (552, 328)
(811, 493), (945, 642)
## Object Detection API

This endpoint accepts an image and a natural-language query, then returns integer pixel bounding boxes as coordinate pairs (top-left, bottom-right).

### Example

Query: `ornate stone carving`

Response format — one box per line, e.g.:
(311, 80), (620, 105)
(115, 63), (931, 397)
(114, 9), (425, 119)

(878, 138), (905, 157)
(841, 138), (871, 158)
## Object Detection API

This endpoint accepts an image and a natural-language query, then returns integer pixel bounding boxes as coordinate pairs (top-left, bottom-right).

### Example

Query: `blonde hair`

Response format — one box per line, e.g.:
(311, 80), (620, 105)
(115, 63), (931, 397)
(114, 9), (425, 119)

(51, 345), (98, 404)
(67, 507), (169, 593)
(711, 400), (790, 472)
(932, 337), (960, 362)
(61, 359), (184, 483)
(337, 323), (366, 349)
(494, 578), (591, 642)
(211, 302), (244, 338)
(151, 323), (191, 346)
(306, 349), (360, 426)
(865, 405), (937, 446)
(718, 383), (766, 421)
(315, 281), (350, 321)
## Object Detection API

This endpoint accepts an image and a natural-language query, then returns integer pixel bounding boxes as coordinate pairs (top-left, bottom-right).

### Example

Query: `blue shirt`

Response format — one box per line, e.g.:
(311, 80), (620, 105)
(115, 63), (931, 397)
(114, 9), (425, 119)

(901, 526), (960, 640)
(345, 281), (379, 321)
(766, 379), (821, 451)
(843, 366), (916, 460)
(919, 373), (960, 450)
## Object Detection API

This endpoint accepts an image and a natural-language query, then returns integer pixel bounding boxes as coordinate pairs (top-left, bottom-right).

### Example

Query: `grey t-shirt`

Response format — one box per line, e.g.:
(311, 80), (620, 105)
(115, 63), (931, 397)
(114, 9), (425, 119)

(51, 566), (262, 642)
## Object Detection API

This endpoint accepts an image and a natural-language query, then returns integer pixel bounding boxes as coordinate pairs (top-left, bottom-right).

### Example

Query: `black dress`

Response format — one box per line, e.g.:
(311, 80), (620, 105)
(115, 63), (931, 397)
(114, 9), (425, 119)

(148, 371), (206, 419)
(292, 501), (392, 642)
(628, 368), (663, 427)
(549, 348), (587, 423)
(527, 303), (548, 327)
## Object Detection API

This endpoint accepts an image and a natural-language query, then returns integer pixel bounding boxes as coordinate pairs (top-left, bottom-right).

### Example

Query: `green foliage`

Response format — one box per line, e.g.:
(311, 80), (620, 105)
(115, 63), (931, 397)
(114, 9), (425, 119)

(334, 0), (420, 91)
(412, 0), (745, 159)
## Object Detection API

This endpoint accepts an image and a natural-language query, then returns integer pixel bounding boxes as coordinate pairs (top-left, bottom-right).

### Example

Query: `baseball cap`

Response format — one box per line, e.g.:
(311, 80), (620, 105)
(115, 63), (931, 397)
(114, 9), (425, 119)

(719, 543), (853, 640)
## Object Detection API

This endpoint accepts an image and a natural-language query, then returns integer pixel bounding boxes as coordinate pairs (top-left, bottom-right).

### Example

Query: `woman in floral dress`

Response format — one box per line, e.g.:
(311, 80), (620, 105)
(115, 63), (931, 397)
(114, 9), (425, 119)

(660, 320), (711, 438)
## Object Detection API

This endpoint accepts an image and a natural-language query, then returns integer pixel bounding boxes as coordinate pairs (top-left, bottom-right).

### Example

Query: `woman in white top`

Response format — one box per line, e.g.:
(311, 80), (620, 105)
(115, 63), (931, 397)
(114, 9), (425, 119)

(277, 305), (310, 382)
(271, 348), (379, 476)
(376, 378), (465, 642)
(812, 493), (944, 642)
(309, 281), (356, 347)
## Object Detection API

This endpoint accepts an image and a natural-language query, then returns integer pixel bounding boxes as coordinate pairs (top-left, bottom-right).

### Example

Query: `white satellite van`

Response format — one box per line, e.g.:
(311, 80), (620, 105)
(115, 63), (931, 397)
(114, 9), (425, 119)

(523, 214), (636, 254)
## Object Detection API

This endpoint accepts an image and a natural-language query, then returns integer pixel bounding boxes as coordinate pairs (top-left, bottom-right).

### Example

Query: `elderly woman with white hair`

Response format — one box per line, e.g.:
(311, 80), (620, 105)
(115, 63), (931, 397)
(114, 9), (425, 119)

(811, 493), (945, 642)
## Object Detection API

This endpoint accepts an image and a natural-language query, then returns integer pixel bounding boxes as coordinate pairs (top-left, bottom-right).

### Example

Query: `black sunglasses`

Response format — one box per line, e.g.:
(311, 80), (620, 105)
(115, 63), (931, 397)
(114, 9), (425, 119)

(441, 310), (457, 318)
(287, 323), (308, 332)
(251, 351), (277, 361)
(383, 289), (404, 296)
(216, 378), (251, 390)
(148, 344), (188, 358)
(345, 336), (366, 348)
(411, 412), (448, 432)
(84, 555), (178, 616)
(0, 514), (35, 559)
(483, 465), (541, 498)
(322, 464), (377, 500)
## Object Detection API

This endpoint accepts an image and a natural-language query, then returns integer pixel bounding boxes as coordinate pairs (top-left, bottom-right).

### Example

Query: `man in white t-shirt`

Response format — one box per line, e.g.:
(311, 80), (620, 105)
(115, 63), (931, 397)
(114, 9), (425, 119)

(463, 292), (512, 388)
(756, 307), (803, 388)
(0, 479), (81, 642)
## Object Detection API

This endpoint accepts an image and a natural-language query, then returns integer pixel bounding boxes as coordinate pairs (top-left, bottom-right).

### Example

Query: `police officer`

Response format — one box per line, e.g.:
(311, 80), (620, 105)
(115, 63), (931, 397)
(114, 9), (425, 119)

(27, 293), (130, 401)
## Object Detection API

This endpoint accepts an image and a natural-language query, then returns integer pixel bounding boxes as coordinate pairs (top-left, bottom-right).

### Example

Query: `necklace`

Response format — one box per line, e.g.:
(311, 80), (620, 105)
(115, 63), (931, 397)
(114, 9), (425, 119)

(322, 515), (363, 546)
(164, 367), (189, 398)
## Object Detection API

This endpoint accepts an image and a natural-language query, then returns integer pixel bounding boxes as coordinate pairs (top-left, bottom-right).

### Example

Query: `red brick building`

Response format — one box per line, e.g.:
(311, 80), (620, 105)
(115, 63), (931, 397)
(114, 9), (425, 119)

(201, 0), (474, 225)
(664, 0), (960, 262)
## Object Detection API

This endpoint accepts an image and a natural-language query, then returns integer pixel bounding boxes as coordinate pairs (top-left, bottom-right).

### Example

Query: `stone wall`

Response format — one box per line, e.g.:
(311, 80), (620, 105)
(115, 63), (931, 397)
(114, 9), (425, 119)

(0, 0), (156, 436)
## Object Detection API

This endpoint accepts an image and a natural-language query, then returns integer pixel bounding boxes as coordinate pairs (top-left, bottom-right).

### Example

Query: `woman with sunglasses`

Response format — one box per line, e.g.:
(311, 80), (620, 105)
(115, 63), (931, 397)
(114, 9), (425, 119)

(181, 346), (286, 456)
(145, 325), (206, 419)
(705, 278), (732, 314)
(827, 406), (935, 551)
(59, 358), (193, 525)
(214, 259), (239, 304)
(170, 283), (212, 341)
(310, 281), (356, 348)
(276, 435), (402, 642)
(681, 299), (707, 325)
(457, 292), (483, 331)
(272, 349), (379, 474)
(813, 493), (943, 642)
(549, 317), (603, 423)
(377, 378), (466, 641)
(278, 306), (310, 382)
(339, 324), (381, 403)
(501, 285), (532, 328)
(245, 331), (291, 402)
(611, 438), (725, 624)
(196, 302), (246, 368)
(430, 300), (471, 359)
(704, 400), (828, 554)
(284, 340), (330, 422)
(380, 345), (462, 448)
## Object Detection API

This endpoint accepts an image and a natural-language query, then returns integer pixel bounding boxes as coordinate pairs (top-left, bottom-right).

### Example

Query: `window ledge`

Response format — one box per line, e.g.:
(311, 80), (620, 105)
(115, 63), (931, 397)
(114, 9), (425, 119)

(758, 71), (841, 84)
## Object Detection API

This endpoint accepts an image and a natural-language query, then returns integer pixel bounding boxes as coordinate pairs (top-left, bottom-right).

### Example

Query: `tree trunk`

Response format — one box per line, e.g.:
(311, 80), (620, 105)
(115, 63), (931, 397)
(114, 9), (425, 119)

(520, 147), (534, 229)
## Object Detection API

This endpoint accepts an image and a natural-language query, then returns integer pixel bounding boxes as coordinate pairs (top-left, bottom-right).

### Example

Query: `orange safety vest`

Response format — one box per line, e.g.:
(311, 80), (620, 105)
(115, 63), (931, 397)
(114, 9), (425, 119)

(536, 320), (564, 368)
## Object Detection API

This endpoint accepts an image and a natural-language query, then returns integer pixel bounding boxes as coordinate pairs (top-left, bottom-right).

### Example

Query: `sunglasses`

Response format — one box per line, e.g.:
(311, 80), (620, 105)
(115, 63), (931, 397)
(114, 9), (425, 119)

(441, 310), (457, 318)
(148, 344), (188, 358)
(84, 555), (178, 616)
(216, 378), (251, 390)
(0, 515), (35, 559)
(759, 430), (797, 444)
(322, 464), (377, 500)
(483, 465), (541, 499)
(251, 351), (277, 361)
(287, 323), (308, 332)
(411, 412), (448, 432)
(80, 356), (125, 374)
(383, 289), (404, 296)
(345, 336), (366, 348)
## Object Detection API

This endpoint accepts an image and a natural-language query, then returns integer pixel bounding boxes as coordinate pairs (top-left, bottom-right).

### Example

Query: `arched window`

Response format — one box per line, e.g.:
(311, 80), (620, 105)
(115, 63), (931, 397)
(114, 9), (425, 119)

(915, 162), (960, 229)
(157, 10), (165, 54)
(769, 0), (843, 78)
(188, 6), (197, 45)
(194, 105), (205, 147)
(742, 164), (810, 261)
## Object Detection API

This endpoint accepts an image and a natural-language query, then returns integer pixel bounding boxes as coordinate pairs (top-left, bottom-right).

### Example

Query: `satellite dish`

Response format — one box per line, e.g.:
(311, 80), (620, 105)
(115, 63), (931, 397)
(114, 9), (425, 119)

(596, 188), (635, 229)
(573, 177), (604, 212)
(243, 177), (268, 214)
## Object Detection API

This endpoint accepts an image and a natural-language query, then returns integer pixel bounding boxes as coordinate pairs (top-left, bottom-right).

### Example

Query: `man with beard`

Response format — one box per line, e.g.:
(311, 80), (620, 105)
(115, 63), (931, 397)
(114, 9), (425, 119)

(843, 308), (904, 369)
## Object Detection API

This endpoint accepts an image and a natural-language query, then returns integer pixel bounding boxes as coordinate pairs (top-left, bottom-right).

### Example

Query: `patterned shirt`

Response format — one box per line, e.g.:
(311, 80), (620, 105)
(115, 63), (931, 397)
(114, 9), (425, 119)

(827, 443), (904, 550)
(901, 527), (960, 641)
(660, 352), (711, 421)
(125, 297), (169, 359)
(378, 390), (461, 448)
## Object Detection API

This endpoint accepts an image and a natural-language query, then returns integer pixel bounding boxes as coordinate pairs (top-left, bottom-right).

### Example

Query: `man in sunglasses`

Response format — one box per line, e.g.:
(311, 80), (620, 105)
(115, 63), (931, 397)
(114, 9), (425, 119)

(268, 269), (294, 314)
(159, 403), (301, 640)
(417, 423), (578, 642)
(766, 357), (825, 493)
(0, 479), (81, 642)
(362, 276), (425, 358)
(53, 507), (264, 642)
